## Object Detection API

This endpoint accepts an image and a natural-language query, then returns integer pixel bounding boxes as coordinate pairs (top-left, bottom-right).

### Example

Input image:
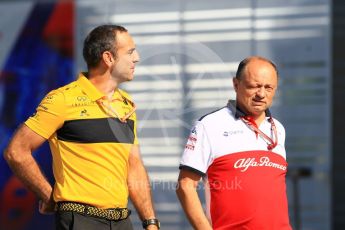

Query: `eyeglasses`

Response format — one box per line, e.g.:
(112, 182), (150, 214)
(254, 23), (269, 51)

(240, 116), (278, 150)
(97, 90), (136, 123)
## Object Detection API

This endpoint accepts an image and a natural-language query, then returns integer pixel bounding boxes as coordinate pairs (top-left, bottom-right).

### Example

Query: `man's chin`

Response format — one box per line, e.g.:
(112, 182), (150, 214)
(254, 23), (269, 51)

(251, 106), (267, 115)
(120, 75), (134, 83)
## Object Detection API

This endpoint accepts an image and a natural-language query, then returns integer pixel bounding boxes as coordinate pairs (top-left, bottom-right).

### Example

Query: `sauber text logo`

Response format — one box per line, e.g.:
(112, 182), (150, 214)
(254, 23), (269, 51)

(234, 156), (287, 172)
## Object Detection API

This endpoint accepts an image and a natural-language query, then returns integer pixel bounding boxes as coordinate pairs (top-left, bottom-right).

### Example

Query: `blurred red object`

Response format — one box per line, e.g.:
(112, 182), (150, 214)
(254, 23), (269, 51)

(42, 0), (74, 57)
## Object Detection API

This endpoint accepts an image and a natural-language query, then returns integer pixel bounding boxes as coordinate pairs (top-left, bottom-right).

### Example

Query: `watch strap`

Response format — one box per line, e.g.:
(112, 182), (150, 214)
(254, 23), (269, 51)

(142, 218), (160, 229)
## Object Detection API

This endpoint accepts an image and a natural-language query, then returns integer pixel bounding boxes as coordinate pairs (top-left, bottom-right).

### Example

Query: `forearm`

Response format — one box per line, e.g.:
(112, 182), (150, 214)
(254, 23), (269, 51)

(176, 185), (212, 230)
(128, 162), (156, 220)
(4, 149), (52, 202)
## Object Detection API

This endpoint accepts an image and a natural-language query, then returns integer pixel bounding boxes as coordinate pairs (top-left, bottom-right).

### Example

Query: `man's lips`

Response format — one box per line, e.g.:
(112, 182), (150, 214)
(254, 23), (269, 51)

(252, 100), (265, 105)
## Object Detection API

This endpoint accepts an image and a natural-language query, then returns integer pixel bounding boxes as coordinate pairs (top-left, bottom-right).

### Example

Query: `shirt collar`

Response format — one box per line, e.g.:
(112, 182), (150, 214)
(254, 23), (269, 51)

(227, 100), (272, 119)
(76, 72), (104, 101)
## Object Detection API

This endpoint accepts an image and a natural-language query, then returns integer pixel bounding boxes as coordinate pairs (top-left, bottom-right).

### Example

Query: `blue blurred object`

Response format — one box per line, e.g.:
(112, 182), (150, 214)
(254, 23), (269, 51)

(0, 1), (74, 229)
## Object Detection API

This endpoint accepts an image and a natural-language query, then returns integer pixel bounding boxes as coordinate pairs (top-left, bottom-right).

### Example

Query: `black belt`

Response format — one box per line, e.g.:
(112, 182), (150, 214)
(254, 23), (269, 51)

(57, 202), (131, 221)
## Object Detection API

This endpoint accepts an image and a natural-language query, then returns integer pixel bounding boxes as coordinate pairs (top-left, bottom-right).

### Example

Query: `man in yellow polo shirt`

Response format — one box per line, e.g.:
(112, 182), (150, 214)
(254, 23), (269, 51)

(4, 25), (160, 230)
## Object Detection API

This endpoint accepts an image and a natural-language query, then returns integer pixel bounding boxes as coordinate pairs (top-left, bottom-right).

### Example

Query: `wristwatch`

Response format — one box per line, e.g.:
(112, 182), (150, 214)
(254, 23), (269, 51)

(142, 218), (160, 229)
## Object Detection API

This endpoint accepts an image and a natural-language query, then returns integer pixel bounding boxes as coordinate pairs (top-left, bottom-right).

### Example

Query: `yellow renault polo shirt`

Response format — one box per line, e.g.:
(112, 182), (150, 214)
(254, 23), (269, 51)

(25, 73), (138, 209)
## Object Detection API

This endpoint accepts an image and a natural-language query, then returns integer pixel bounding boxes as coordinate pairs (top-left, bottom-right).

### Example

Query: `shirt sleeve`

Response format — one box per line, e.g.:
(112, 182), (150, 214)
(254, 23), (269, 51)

(179, 121), (213, 176)
(25, 90), (65, 139)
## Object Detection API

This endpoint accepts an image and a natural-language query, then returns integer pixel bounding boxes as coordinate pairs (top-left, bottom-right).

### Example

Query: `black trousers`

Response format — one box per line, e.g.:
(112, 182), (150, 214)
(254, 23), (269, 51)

(55, 211), (134, 230)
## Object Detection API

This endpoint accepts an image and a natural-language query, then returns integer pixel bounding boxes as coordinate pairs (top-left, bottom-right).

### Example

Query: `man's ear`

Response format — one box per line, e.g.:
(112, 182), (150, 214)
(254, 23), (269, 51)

(102, 51), (114, 67)
(233, 77), (239, 92)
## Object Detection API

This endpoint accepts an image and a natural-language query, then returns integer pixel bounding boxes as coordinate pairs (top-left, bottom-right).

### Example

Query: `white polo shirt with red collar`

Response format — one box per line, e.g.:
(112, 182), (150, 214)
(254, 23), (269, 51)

(179, 101), (292, 230)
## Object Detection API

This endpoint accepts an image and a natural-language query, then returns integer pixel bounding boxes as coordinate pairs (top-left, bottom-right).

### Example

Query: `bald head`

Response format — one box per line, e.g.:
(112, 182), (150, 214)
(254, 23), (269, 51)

(235, 56), (279, 80)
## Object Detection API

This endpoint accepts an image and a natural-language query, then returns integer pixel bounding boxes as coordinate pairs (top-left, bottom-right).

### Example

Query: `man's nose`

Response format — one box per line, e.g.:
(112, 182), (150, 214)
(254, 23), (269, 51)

(256, 87), (265, 98)
(133, 50), (140, 63)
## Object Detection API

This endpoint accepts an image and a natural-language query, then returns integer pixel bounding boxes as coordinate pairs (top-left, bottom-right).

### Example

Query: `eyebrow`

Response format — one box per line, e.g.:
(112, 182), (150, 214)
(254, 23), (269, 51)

(128, 48), (136, 53)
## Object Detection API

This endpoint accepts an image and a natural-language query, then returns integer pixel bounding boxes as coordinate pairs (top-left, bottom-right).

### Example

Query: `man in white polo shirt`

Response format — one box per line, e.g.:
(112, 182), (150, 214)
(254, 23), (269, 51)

(176, 56), (292, 230)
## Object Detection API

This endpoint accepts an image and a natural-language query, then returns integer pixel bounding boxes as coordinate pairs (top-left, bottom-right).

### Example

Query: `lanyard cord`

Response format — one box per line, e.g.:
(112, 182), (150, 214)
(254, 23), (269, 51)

(96, 90), (136, 123)
(240, 116), (278, 150)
